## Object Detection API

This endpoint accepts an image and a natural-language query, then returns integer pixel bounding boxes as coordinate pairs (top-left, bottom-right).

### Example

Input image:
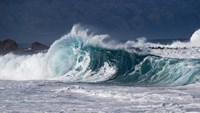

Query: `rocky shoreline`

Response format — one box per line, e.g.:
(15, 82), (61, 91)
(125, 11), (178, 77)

(0, 39), (49, 55)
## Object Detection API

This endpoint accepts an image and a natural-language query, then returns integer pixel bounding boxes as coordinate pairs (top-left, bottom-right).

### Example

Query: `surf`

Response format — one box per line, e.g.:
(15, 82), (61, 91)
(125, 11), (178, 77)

(0, 24), (200, 87)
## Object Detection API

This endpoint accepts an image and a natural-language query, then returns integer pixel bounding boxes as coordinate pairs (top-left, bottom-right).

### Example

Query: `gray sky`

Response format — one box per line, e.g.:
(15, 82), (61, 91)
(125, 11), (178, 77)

(0, 0), (200, 43)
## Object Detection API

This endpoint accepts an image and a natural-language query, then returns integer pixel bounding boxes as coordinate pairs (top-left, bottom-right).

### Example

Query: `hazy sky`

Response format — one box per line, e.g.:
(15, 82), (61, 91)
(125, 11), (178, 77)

(0, 0), (200, 43)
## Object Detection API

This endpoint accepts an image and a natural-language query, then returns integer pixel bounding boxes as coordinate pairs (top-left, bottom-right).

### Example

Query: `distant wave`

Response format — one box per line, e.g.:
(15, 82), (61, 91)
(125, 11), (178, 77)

(0, 24), (200, 87)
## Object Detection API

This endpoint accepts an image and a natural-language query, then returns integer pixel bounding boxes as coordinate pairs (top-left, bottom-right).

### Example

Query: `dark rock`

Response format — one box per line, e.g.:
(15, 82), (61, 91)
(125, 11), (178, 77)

(0, 39), (49, 55)
(0, 39), (18, 52)
(31, 42), (49, 51)
(157, 46), (165, 49)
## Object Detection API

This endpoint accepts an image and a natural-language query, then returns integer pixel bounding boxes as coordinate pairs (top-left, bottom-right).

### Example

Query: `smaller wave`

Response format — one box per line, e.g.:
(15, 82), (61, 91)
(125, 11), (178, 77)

(155, 29), (200, 48)
(190, 29), (200, 46)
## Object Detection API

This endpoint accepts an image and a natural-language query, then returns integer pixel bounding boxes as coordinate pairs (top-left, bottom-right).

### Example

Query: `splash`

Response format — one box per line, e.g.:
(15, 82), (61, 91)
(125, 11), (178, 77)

(190, 29), (200, 46)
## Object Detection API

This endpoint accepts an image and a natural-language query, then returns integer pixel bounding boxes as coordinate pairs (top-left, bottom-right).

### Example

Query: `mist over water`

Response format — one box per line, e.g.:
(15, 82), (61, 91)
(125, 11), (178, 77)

(0, 25), (200, 87)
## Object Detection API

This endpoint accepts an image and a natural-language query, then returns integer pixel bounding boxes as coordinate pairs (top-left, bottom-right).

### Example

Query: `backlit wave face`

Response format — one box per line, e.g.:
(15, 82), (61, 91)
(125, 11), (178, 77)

(0, 24), (200, 87)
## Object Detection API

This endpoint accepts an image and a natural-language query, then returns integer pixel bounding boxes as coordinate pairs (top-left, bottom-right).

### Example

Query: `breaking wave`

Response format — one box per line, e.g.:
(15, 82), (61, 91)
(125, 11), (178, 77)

(0, 24), (200, 87)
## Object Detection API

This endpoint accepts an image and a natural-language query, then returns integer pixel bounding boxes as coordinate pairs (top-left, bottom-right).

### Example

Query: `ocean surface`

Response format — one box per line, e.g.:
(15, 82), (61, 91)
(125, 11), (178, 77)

(1, 24), (200, 112)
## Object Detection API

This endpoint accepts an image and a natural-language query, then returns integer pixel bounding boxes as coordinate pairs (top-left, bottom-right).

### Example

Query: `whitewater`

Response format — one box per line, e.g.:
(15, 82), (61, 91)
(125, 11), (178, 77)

(1, 25), (200, 112)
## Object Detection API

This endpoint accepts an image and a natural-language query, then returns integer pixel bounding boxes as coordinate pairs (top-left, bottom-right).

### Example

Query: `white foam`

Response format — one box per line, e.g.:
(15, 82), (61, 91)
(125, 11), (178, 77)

(190, 29), (200, 46)
(0, 53), (48, 80)
(125, 28), (200, 58)
(0, 24), (116, 80)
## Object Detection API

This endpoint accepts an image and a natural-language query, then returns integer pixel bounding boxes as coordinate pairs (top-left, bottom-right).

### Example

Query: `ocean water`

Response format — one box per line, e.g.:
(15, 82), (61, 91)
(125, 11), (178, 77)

(1, 24), (200, 112)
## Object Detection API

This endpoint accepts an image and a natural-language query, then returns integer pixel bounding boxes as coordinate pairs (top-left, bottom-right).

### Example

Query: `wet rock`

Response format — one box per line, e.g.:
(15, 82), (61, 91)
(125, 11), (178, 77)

(31, 42), (49, 51)
(0, 39), (18, 53)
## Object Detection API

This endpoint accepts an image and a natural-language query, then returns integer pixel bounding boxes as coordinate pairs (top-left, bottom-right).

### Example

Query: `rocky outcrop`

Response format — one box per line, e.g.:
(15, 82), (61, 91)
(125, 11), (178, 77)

(0, 39), (50, 55)
(0, 39), (18, 53)
(31, 42), (49, 51)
